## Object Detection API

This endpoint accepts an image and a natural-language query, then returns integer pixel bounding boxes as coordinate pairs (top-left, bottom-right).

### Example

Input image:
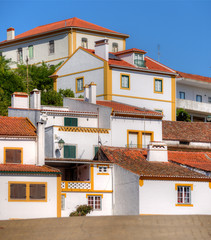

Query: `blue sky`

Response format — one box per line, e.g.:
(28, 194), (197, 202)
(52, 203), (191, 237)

(1, 0), (211, 76)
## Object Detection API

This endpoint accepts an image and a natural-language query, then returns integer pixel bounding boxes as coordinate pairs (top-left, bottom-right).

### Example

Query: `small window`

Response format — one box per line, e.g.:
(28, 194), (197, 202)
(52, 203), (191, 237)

(17, 48), (23, 62)
(154, 78), (163, 93)
(30, 184), (46, 200)
(88, 195), (102, 210)
(64, 145), (76, 158)
(142, 132), (153, 148)
(134, 53), (145, 67)
(121, 74), (130, 89)
(196, 95), (202, 102)
(208, 97), (211, 103)
(112, 43), (118, 52)
(61, 194), (66, 210)
(179, 141), (189, 145)
(179, 92), (185, 99)
(81, 38), (88, 48)
(5, 148), (22, 164)
(10, 184), (26, 200)
(98, 166), (108, 173)
(94, 146), (99, 156)
(177, 186), (191, 204)
(64, 117), (78, 127)
(76, 77), (84, 93)
(28, 45), (34, 59)
(49, 40), (54, 54)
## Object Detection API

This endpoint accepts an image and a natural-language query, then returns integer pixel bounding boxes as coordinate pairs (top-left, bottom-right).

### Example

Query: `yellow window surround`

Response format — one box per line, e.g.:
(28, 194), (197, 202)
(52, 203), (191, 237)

(86, 194), (103, 198)
(175, 183), (193, 207)
(75, 76), (84, 93)
(8, 182), (47, 202)
(127, 130), (154, 148)
(120, 73), (130, 90)
(154, 77), (163, 94)
(4, 147), (23, 164)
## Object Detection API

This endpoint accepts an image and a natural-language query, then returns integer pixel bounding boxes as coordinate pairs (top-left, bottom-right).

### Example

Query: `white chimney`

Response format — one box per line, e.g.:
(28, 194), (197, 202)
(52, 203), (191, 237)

(84, 84), (89, 102)
(7, 27), (15, 40)
(37, 114), (47, 166)
(89, 82), (96, 104)
(95, 39), (109, 61)
(147, 142), (168, 162)
(11, 92), (29, 109)
(30, 89), (41, 109)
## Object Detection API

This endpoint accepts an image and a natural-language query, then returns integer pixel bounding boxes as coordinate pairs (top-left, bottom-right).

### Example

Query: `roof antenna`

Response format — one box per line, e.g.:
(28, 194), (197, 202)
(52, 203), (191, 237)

(157, 44), (160, 62)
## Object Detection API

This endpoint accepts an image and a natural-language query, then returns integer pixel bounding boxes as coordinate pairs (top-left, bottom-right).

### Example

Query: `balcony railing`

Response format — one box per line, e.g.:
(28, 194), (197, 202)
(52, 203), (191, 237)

(134, 59), (146, 68)
(61, 181), (91, 191)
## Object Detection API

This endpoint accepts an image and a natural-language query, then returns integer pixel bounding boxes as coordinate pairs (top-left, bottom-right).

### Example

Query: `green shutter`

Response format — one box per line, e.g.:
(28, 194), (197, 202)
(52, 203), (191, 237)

(29, 45), (34, 59)
(64, 145), (76, 158)
(64, 117), (78, 127)
(94, 146), (99, 155)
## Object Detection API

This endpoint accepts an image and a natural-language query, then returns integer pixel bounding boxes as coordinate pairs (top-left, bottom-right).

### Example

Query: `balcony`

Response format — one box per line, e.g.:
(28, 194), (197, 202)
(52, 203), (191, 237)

(134, 59), (146, 68)
(61, 181), (92, 192)
(177, 99), (211, 115)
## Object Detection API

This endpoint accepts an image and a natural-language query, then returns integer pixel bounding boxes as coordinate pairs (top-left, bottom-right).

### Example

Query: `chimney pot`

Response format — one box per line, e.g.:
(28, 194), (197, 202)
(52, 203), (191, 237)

(147, 141), (168, 162)
(89, 82), (97, 104)
(7, 27), (15, 40)
(95, 39), (109, 61)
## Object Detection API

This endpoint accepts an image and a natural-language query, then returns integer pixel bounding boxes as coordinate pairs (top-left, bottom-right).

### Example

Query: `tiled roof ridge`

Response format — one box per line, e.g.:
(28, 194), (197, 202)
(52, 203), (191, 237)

(177, 70), (211, 80)
(145, 56), (176, 73)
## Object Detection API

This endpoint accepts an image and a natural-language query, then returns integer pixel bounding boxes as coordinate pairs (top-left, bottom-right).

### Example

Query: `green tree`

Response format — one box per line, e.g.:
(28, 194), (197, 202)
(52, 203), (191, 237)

(176, 108), (191, 122)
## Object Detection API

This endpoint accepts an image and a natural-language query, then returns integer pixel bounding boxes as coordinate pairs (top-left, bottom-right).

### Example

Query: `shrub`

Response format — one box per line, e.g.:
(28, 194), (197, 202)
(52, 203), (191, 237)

(69, 204), (92, 217)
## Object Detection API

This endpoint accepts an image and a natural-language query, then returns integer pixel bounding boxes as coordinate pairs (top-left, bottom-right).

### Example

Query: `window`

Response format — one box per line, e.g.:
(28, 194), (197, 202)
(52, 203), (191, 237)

(134, 53), (145, 67)
(28, 45), (34, 59)
(98, 166), (108, 173)
(17, 48), (23, 62)
(179, 91), (185, 99)
(141, 132), (153, 148)
(112, 43), (118, 52)
(64, 117), (78, 126)
(121, 74), (130, 89)
(49, 40), (54, 54)
(128, 131), (139, 148)
(176, 185), (192, 205)
(76, 77), (84, 93)
(196, 95), (202, 102)
(4, 148), (22, 164)
(87, 195), (102, 210)
(154, 78), (163, 93)
(208, 97), (211, 103)
(9, 182), (47, 202)
(61, 194), (66, 210)
(81, 38), (88, 48)
(64, 145), (76, 158)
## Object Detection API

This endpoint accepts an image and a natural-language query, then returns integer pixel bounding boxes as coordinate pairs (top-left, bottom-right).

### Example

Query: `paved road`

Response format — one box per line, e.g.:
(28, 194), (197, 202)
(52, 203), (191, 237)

(1, 215), (211, 240)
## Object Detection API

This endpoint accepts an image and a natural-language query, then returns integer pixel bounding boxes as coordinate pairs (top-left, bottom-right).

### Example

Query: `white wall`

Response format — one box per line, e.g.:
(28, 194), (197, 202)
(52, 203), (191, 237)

(139, 180), (211, 215)
(0, 138), (37, 165)
(0, 175), (58, 220)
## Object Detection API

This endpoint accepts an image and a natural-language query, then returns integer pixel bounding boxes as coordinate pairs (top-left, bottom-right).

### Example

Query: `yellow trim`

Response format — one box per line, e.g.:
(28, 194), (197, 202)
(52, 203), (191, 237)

(86, 194), (103, 198)
(75, 76), (84, 93)
(175, 204), (193, 207)
(61, 189), (112, 193)
(72, 30), (76, 52)
(8, 182), (47, 202)
(68, 30), (72, 56)
(34, 56), (68, 65)
(61, 193), (66, 198)
(120, 73), (130, 90)
(76, 30), (126, 40)
(171, 77), (176, 121)
(4, 147), (23, 164)
(97, 173), (109, 175)
(97, 93), (172, 103)
(139, 179), (144, 187)
(123, 39), (126, 50)
(97, 164), (110, 168)
(127, 130), (154, 148)
(209, 182), (211, 189)
(104, 62), (112, 100)
(175, 183), (193, 191)
(57, 174), (61, 217)
(154, 77), (163, 94)
(58, 67), (104, 78)
(52, 75), (58, 91)
(91, 164), (94, 191)
(140, 131), (154, 148)
(58, 126), (110, 134)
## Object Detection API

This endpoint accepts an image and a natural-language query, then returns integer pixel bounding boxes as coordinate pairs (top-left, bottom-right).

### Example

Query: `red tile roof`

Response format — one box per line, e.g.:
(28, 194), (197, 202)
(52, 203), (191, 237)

(100, 146), (210, 180)
(1, 17), (128, 43)
(114, 48), (147, 55)
(169, 151), (211, 172)
(96, 100), (163, 118)
(0, 164), (61, 174)
(0, 117), (36, 136)
(162, 121), (211, 143)
(177, 71), (211, 84)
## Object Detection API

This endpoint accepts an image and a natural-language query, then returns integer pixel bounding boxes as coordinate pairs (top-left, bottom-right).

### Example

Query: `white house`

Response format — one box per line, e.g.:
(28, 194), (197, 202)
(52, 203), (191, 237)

(176, 71), (211, 122)
(0, 17), (128, 68)
(0, 116), (61, 220)
(51, 40), (177, 121)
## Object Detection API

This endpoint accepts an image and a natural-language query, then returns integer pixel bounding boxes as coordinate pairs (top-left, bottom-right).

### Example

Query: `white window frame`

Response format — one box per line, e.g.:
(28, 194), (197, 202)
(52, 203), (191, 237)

(87, 195), (102, 210)
(81, 38), (88, 48)
(49, 40), (55, 55)
(177, 185), (191, 204)
(98, 166), (108, 173)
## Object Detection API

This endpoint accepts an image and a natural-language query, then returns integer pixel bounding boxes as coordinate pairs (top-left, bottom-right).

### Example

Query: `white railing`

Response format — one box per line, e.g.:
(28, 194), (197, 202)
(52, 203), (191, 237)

(177, 99), (211, 114)
(61, 181), (91, 191)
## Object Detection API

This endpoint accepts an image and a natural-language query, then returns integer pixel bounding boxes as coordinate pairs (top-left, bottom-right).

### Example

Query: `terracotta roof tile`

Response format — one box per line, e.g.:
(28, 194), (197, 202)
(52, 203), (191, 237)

(0, 117), (36, 136)
(1, 17), (127, 43)
(96, 100), (162, 117)
(168, 151), (211, 172)
(100, 146), (209, 179)
(162, 121), (211, 143)
(0, 164), (61, 174)
(114, 48), (147, 55)
(177, 71), (211, 84)
(145, 56), (176, 73)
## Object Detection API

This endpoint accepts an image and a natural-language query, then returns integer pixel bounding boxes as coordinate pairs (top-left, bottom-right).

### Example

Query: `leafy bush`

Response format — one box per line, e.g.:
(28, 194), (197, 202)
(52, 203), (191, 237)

(69, 205), (92, 217)
(176, 108), (191, 122)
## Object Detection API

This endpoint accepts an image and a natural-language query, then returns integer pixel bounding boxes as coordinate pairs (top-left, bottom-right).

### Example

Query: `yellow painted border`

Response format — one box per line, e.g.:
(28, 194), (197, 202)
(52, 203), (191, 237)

(127, 130), (154, 148)
(104, 62), (112, 100)
(68, 30), (72, 56)
(97, 173), (109, 175)
(86, 194), (103, 198)
(4, 147), (23, 164)
(154, 77), (163, 94)
(52, 75), (58, 91)
(58, 67), (104, 78)
(75, 76), (84, 93)
(61, 193), (66, 198)
(8, 182), (47, 202)
(209, 182), (211, 189)
(175, 204), (193, 207)
(57, 174), (61, 217)
(175, 184), (193, 191)
(123, 39), (126, 50)
(139, 179), (144, 187)
(72, 30), (76, 52)
(91, 164), (94, 191)
(120, 74), (130, 90)
(97, 164), (110, 168)
(140, 131), (154, 148)
(171, 77), (176, 121)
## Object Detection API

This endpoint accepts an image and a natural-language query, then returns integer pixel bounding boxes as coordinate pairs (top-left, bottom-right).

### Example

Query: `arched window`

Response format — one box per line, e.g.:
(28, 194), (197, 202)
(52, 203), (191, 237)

(112, 43), (118, 52)
(81, 38), (88, 48)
